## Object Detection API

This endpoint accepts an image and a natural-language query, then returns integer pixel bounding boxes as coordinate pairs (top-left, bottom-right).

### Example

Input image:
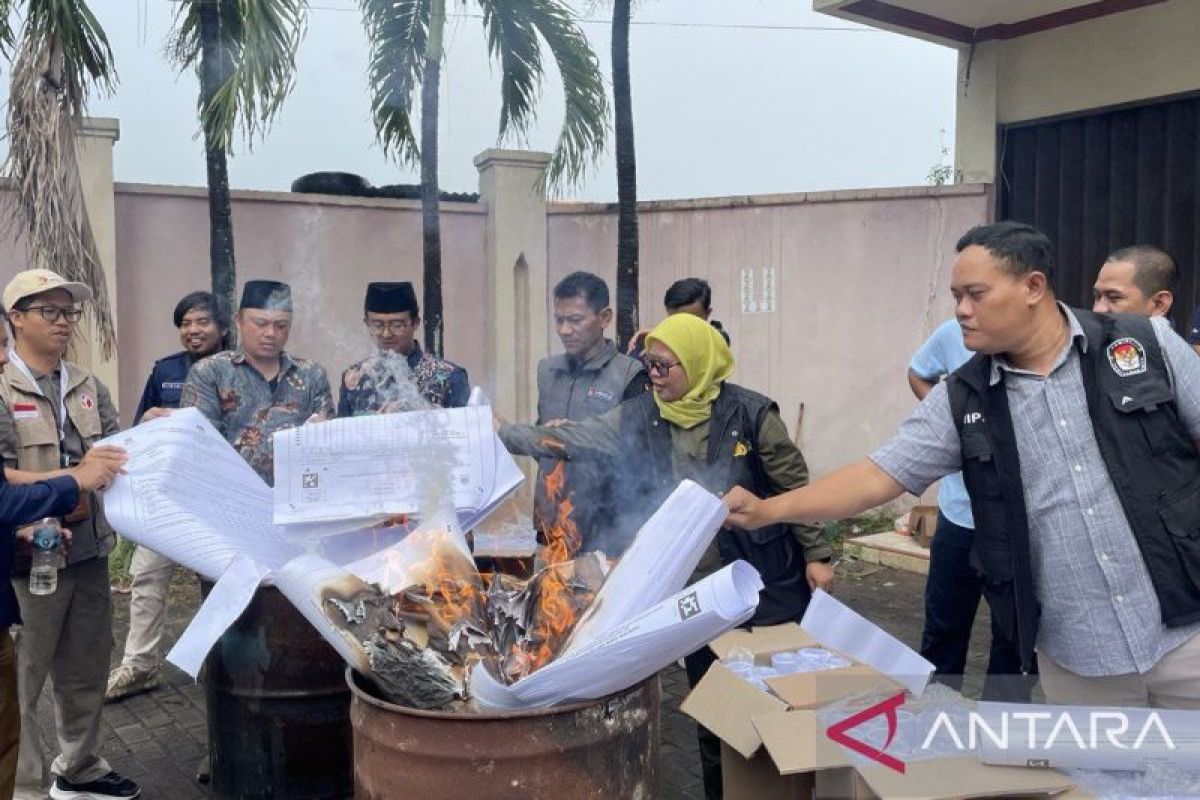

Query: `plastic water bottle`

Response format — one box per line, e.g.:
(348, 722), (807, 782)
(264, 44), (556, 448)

(28, 519), (61, 597)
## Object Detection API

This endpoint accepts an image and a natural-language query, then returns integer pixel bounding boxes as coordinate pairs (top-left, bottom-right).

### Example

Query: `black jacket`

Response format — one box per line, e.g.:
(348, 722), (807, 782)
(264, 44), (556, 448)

(134, 351), (196, 424)
(948, 310), (1200, 671)
(616, 384), (813, 625)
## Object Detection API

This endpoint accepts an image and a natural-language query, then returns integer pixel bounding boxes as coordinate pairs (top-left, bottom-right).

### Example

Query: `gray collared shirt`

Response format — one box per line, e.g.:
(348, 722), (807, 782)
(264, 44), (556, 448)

(871, 305), (1200, 676)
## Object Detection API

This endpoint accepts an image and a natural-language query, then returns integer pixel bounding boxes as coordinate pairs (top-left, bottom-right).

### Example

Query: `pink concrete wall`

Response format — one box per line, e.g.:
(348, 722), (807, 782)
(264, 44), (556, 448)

(547, 185), (991, 476)
(113, 185), (487, 427)
(2, 179), (990, 482)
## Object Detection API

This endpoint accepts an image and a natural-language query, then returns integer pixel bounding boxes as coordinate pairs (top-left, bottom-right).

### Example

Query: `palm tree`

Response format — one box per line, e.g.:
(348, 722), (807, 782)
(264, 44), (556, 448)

(2, 0), (118, 356)
(611, 0), (637, 349)
(169, 0), (307, 342)
(360, 0), (609, 358)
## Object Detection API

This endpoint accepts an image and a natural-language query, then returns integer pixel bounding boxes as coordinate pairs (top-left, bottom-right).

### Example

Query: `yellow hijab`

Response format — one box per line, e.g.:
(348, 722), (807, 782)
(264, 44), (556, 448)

(645, 313), (734, 429)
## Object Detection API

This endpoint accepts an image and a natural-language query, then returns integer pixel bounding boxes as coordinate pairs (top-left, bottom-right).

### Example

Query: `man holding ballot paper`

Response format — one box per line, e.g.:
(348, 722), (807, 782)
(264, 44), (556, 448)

(181, 280), (334, 484)
(726, 221), (1200, 710)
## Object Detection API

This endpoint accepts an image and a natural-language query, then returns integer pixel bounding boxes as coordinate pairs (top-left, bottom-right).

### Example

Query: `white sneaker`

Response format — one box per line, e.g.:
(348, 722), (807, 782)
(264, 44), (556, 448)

(104, 665), (160, 702)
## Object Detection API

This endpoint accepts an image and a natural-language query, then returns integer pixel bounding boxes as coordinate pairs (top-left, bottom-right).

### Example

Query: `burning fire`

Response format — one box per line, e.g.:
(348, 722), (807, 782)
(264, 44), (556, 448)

(540, 461), (582, 565)
(360, 462), (603, 699)
(391, 531), (487, 639)
(502, 462), (593, 680)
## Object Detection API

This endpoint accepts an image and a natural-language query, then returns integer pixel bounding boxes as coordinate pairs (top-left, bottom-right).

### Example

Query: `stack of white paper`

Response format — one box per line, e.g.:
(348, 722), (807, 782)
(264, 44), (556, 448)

(470, 560), (763, 709)
(560, 479), (728, 658)
(271, 406), (523, 533)
(100, 408), (514, 678)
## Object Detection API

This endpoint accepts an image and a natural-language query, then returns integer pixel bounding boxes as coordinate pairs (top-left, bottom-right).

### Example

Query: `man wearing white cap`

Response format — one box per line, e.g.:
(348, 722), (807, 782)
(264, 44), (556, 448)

(0, 270), (139, 799)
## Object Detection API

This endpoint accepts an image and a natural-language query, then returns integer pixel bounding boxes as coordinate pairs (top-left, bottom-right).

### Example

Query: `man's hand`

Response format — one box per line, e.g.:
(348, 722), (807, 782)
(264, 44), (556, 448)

(74, 446), (128, 492)
(140, 407), (172, 422)
(806, 561), (835, 592)
(723, 486), (774, 530)
(543, 418), (573, 429)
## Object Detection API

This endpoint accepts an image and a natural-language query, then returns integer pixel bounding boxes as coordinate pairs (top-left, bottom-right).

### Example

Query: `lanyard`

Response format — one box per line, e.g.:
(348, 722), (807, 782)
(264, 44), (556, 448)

(8, 348), (70, 458)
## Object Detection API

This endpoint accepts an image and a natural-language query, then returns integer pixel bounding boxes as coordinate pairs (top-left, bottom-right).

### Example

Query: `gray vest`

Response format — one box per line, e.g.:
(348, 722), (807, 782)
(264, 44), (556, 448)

(534, 340), (646, 549)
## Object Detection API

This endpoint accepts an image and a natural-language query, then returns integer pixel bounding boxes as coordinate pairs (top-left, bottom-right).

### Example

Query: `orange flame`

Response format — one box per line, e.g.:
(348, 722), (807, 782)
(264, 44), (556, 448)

(396, 531), (487, 636)
(503, 463), (591, 679)
(541, 461), (581, 565)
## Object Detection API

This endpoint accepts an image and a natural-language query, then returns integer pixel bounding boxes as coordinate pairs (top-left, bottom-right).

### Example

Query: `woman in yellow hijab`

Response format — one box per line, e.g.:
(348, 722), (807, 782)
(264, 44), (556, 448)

(641, 312), (734, 429)
(498, 310), (834, 800)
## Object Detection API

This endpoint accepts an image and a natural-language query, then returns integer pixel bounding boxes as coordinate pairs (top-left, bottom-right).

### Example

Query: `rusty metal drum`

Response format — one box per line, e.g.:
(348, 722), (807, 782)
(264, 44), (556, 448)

(347, 669), (661, 799)
(204, 585), (353, 799)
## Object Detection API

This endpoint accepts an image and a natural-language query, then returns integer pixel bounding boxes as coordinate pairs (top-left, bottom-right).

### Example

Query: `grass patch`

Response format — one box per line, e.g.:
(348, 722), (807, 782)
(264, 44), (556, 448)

(108, 536), (136, 587)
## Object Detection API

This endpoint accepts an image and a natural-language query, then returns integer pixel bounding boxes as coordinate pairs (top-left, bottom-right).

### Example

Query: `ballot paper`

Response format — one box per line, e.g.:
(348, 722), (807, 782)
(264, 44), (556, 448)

(976, 702), (1200, 772)
(800, 588), (935, 697)
(341, 507), (472, 594)
(271, 406), (522, 530)
(100, 409), (467, 676)
(470, 560), (764, 709)
(167, 555), (269, 678)
(559, 479), (728, 657)
(273, 553), (373, 673)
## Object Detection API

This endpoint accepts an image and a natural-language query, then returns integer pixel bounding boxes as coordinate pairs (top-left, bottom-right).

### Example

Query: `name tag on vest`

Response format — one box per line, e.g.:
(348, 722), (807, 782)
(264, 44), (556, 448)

(587, 386), (615, 403)
(12, 402), (38, 421)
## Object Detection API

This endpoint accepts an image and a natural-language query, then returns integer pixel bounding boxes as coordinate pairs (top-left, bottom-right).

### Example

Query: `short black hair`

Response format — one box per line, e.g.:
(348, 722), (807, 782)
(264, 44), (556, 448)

(664, 278), (712, 313)
(1106, 244), (1178, 297)
(173, 291), (228, 330)
(955, 221), (1056, 284)
(553, 271), (609, 313)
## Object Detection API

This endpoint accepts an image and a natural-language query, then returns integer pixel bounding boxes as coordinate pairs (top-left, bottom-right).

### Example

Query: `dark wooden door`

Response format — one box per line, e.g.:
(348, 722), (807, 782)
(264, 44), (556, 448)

(998, 94), (1200, 328)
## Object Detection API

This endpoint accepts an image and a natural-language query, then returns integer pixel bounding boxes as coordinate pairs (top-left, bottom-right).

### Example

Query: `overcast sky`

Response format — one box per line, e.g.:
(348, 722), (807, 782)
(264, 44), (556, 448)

(3, 0), (958, 201)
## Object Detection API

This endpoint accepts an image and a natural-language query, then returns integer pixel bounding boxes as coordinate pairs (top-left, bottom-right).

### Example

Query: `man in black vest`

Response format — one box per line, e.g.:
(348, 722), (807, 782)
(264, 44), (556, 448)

(727, 221), (1200, 708)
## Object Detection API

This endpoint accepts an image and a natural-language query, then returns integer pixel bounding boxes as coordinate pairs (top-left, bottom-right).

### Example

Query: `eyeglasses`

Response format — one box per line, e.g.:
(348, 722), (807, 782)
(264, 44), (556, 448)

(642, 357), (681, 377)
(367, 320), (413, 334)
(19, 305), (82, 323)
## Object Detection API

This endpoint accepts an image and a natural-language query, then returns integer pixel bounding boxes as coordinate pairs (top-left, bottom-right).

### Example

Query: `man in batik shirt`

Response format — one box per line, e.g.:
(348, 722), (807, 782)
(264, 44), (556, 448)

(338, 282), (470, 415)
(181, 280), (333, 485)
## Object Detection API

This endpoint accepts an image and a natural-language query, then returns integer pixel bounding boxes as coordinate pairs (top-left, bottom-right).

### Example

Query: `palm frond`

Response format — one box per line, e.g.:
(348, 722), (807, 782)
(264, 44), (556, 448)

(480, 0), (608, 190)
(23, 0), (116, 109)
(360, 0), (429, 166)
(4, 13), (117, 356)
(170, 0), (306, 151)
(479, 1), (541, 144)
(0, 1), (17, 56)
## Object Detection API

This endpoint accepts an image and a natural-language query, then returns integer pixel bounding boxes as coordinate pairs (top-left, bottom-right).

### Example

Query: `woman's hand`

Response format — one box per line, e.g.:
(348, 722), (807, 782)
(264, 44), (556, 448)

(806, 561), (835, 593)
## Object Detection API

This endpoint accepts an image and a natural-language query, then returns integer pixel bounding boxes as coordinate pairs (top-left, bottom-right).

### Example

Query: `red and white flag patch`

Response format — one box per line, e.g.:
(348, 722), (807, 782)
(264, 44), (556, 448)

(12, 402), (38, 421)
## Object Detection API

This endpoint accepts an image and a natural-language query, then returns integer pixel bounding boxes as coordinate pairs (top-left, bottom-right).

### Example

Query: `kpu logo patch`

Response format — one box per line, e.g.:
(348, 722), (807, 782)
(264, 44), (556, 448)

(1107, 338), (1146, 377)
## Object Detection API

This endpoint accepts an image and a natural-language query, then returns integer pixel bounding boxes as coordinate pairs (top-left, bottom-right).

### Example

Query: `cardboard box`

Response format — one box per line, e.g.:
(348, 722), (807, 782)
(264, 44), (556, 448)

(681, 624), (1076, 800)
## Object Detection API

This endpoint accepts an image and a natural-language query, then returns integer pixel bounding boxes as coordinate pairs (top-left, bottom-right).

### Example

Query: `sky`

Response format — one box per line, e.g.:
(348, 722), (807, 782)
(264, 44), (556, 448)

(1, 0), (959, 201)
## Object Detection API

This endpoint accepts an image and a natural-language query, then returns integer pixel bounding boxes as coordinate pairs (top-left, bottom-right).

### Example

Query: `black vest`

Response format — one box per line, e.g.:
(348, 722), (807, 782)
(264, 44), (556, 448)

(615, 384), (812, 625)
(947, 309), (1200, 671)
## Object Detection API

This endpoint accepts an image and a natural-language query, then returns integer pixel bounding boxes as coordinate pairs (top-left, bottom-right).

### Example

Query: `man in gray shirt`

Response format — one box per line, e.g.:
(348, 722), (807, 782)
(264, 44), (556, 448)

(523, 271), (648, 552)
(727, 222), (1200, 708)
